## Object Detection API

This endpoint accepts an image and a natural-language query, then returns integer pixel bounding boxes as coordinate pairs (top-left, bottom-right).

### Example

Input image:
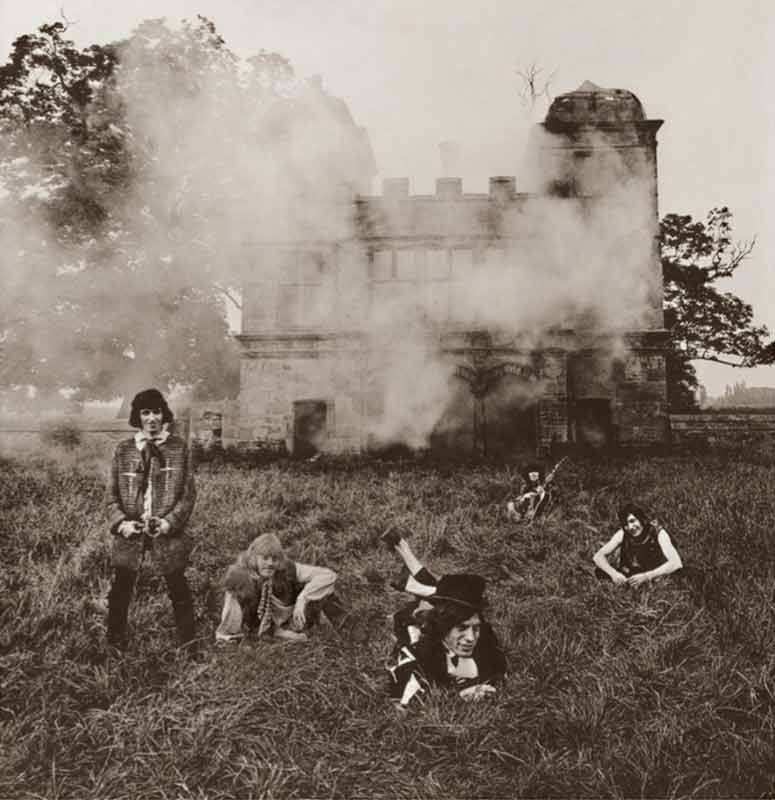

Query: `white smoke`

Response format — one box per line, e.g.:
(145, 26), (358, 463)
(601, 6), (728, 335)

(359, 123), (661, 448)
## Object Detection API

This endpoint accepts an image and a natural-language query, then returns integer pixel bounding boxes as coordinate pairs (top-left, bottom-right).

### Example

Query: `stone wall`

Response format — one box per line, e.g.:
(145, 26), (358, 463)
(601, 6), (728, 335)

(234, 83), (669, 456)
(669, 413), (775, 447)
(614, 344), (668, 445)
(237, 334), (365, 453)
(536, 348), (569, 452)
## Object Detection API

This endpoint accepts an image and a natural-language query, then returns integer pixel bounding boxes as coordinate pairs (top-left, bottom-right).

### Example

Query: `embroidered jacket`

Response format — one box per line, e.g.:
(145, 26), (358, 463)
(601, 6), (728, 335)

(106, 434), (196, 573)
(387, 622), (507, 706)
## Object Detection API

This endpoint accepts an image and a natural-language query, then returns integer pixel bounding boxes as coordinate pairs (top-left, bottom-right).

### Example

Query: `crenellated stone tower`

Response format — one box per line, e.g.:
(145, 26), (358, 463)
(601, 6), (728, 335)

(234, 81), (670, 456)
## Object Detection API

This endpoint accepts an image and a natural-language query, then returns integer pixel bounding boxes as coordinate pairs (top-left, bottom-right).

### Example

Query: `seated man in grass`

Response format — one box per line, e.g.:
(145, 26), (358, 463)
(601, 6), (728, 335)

(382, 530), (506, 707)
(593, 504), (683, 586)
(506, 457), (566, 522)
(215, 533), (343, 643)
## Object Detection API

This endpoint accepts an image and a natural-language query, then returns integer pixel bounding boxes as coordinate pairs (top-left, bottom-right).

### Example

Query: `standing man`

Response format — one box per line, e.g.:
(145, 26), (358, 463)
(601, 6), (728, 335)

(106, 388), (197, 652)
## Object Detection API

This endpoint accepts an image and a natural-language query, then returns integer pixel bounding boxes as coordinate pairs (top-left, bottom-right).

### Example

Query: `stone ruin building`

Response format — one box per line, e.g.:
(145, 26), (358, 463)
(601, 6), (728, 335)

(234, 81), (668, 456)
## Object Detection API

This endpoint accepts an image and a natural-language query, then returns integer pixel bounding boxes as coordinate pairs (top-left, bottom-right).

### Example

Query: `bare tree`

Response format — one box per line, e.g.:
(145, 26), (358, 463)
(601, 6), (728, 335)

(515, 63), (556, 109)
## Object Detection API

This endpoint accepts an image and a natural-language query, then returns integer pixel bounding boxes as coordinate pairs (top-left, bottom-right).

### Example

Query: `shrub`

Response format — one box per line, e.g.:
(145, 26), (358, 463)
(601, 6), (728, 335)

(39, 418), (83, 450)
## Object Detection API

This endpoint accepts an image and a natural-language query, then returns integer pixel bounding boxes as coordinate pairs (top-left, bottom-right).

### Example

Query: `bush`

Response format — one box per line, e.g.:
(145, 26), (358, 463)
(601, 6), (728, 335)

(39, 418), (83, 450)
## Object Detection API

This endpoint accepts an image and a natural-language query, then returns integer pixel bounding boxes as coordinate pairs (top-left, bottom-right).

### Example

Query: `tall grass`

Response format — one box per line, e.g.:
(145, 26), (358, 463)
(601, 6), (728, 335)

(1, 449), (774, 798)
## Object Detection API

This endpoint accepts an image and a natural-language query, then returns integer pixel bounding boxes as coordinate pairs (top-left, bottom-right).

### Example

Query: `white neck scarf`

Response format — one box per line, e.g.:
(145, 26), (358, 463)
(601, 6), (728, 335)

(134, 426), (170, 451)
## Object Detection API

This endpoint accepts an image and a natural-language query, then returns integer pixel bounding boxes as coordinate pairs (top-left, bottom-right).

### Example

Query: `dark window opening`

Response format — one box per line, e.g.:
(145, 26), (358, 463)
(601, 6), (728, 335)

(293, 400), (328, 457)
(573, 399), (613, 450)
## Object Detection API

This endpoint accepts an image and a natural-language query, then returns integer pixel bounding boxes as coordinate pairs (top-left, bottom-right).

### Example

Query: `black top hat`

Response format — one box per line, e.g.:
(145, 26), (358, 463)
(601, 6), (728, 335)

(429, 573), (487, 611)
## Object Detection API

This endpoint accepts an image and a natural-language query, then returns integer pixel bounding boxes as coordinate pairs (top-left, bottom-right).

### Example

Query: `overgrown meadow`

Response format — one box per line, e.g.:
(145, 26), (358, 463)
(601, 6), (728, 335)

(2, 440), (774, 799)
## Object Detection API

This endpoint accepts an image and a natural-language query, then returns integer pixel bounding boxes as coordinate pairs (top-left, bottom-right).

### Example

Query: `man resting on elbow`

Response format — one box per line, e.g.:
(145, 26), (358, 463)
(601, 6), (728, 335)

(593, 504), (683, 587)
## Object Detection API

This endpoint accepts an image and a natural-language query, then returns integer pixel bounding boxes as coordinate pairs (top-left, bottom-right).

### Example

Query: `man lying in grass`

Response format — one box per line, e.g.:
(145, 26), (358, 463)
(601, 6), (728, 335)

(383, 531), (507, 707)
(593, 504), (683, 586)
(215, 533), (343, 643)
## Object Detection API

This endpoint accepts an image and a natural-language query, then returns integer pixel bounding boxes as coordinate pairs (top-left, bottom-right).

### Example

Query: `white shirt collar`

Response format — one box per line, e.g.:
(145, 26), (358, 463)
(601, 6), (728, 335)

(445, 650), (478, 679)
(134, 426), (170, 451)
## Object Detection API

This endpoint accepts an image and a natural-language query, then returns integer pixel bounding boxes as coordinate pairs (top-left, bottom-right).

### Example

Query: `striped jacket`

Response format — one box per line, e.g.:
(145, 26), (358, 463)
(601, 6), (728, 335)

(106, 434), (196, 573)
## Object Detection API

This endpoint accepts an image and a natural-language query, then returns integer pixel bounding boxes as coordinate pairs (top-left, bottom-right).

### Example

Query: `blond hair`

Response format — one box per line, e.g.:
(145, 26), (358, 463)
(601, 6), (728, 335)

(246, 533), (288, 570)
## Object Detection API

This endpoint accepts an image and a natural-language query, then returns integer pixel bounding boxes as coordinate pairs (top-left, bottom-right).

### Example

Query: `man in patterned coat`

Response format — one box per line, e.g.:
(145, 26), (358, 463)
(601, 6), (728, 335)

(106, 388), (197, 651)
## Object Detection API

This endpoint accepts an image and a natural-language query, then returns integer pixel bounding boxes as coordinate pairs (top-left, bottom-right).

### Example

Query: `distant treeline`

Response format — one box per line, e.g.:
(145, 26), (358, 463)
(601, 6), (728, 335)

(709, 382), (775, 409)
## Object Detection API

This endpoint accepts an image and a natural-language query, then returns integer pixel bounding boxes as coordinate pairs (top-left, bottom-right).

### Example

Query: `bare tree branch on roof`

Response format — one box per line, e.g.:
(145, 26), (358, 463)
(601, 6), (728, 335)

(515, 63), (556, 109)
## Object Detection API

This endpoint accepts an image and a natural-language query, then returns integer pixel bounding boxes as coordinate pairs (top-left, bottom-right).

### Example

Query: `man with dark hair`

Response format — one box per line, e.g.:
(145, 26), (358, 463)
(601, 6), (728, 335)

(593, 504), (683, 586)
(383, 531), (506, 707)
(105, 388), (197, 652)
(386, 571), (507, 707)
(506, 458), (568, 522)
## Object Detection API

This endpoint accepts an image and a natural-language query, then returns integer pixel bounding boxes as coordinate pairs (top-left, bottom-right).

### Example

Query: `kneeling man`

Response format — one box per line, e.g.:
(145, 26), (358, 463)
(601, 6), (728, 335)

(216, 533), (342, 642)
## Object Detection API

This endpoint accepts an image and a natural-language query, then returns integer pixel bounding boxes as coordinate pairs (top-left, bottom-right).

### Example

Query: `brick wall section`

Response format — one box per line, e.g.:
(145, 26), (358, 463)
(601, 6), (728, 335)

(614, 342), (668, 444)
(669, 414), (775, 447)
(237, 334), (365, 453)
(536, 348), (569, 452)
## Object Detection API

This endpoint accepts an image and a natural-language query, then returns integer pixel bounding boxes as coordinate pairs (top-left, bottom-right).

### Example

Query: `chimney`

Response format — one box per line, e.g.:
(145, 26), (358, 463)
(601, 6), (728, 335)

(382, 177), (410, 200)
(489, 176), (516, 202)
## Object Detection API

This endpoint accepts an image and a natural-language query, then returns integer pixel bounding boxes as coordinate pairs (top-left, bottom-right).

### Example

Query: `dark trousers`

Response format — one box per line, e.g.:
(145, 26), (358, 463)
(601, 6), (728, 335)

(306, 592), (347, 628)
(107, 566), (195, 648)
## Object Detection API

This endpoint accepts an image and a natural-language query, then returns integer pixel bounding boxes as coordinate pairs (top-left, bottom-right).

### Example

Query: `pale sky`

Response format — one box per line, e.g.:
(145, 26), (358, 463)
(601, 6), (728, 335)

(1, 0), (773, 397)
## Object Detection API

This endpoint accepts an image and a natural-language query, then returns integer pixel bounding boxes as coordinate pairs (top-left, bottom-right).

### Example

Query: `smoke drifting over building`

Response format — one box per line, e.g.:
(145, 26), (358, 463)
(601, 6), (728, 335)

(236, 81), (668, 456)
(0, 28), (668, 457)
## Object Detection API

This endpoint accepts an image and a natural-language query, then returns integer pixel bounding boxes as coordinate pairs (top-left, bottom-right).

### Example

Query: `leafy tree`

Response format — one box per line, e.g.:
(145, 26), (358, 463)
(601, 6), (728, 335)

(0, 19), (239, 402)
(661, 207), (775, 409)
(0, 17), (374, 405)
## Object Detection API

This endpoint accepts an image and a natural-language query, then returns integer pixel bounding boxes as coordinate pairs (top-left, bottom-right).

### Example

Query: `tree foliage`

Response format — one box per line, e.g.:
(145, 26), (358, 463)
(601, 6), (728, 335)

(0, 17), (374, 405)
(661, 207), (774, 408)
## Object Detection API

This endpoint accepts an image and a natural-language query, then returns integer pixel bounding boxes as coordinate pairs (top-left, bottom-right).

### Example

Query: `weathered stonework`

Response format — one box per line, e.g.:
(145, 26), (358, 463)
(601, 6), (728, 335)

(235, 82), (669, 455)
(669, 413), (775, 448)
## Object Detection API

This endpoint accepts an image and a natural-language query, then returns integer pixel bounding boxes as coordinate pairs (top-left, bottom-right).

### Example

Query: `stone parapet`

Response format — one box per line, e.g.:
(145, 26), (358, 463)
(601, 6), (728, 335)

(669, 413), (775, 447)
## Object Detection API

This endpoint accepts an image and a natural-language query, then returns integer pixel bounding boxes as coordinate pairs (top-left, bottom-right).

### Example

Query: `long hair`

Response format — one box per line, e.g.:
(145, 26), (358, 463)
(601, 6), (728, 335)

(521, 462), (544, 484)
(129, 388), (174, 428)
(245, 533), (289, 571)
(420, 599), (483, 643)
(618, 504), (657, 537)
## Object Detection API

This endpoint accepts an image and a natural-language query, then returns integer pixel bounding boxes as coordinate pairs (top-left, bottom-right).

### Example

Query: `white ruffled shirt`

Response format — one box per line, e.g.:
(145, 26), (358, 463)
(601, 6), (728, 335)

(134, 428), (170, 521)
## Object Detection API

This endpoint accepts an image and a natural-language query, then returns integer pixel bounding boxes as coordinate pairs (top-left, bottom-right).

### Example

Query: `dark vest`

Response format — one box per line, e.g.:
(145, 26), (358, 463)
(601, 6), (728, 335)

(267, 561), (303, 605)
(620, 525), (673, 575)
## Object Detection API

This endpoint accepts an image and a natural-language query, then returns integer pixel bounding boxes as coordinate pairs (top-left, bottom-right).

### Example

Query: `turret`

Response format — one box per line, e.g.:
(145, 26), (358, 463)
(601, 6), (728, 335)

(529, 81), (665, 327)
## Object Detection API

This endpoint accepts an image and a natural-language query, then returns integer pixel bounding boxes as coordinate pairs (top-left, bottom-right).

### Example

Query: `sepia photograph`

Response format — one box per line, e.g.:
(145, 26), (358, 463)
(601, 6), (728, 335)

(1, 1), (773, 797)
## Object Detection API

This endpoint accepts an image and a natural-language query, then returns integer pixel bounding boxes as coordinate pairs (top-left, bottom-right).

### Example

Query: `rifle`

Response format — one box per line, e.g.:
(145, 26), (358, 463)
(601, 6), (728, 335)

(543, 456), (568, 488)
(523, 456), (568, 522)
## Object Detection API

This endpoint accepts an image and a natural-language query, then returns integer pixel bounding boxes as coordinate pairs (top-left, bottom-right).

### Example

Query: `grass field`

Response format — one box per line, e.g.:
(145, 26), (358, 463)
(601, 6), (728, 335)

(1, 443), (774, 799)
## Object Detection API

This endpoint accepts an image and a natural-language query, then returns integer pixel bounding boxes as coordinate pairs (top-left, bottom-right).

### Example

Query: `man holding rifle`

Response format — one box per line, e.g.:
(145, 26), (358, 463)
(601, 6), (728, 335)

(506, 457), (566, 522)
(105, 388), (197, 653)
